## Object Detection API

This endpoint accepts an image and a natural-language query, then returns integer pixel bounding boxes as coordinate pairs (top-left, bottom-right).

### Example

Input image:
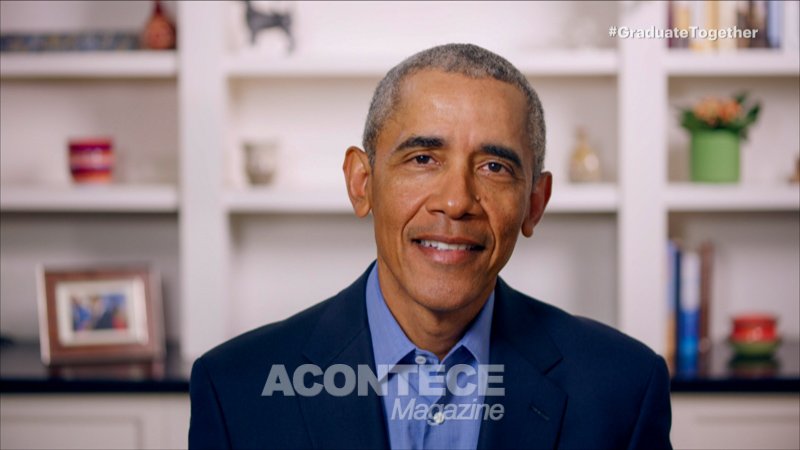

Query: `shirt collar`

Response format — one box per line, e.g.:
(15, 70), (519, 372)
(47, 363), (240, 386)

(365, 265), (494, 374)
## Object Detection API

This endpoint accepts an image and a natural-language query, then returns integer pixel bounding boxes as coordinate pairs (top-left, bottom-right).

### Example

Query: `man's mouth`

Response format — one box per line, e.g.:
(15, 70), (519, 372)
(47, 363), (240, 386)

(412, 239), (485, 252)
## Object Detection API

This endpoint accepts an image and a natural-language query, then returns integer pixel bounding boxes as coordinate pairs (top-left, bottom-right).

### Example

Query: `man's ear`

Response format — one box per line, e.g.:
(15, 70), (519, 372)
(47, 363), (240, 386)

(521, 171), (552, 237)
(343, 146), (372, 217)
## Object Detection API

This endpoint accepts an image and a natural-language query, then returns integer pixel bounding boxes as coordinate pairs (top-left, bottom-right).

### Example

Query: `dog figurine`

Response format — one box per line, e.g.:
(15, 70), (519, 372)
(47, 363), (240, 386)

(242, 0), (295, 52)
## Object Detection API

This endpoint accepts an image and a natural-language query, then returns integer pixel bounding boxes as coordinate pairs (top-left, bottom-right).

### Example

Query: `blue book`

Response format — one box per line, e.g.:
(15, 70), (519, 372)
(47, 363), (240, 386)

(766, 0), (782, 49)
(677, 250), (701, 376)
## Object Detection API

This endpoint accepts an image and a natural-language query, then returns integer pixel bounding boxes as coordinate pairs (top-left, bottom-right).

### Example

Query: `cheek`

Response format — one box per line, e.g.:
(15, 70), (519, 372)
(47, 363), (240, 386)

(372, 173), (425, 238)
(485, 192), (528, 252)
(493, 215), (522, 252)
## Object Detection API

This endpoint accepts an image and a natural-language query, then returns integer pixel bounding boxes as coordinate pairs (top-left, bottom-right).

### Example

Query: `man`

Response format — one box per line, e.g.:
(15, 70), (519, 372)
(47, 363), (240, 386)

(189, 44), (672, 450)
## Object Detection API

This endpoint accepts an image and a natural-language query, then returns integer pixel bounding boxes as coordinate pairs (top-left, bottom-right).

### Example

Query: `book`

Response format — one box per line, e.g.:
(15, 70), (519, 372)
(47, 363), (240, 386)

(785, 0), (800, 51)
(666, 240), (680, 373)
(668, 0), (676, 49)
(705, 0), (720, 51)
(677, 249), (700, 375)
(670, 0), (787, 52)
(751, 1), (770, 48)
(690, 1), (713, 52)
(670, 241), (716, 375)
(737, 1), (751, 49)
(698, 242), (714, 364)
(766, 0), (782, 49)
(673, 1), (692, 49)
(718, 0), (739, 51)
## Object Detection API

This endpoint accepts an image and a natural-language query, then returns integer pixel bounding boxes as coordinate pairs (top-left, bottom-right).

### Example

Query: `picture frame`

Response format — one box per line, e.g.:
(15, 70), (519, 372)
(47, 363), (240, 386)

(37, 265), (164, 365)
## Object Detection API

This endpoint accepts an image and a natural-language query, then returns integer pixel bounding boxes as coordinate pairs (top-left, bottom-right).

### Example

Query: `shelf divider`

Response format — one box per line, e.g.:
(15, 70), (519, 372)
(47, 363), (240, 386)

(665, 50), (800, 77)
(0, 184), (179, 213)
(223, 184), (619, 215)
(224, 49), (618, 79)
(0, 51), (178, 79)
(665, 183), (800, 212)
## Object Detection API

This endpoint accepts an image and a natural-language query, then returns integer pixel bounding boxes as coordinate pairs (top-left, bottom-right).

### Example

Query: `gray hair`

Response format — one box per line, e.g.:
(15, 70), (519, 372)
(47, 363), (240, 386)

(362, 43), (546, 181)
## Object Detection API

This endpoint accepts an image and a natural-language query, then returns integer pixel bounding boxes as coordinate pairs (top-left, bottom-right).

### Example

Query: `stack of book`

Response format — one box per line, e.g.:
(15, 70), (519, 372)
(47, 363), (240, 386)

(0, 33), (141, 52)
(667, 240), (715, 376)
(667, 1), (787, 51)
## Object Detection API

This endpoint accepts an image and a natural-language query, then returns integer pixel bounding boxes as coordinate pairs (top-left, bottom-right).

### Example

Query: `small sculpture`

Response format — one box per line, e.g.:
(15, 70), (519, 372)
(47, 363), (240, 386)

(244, 140), (279, 185)
(242, 0), (295, 53)
(141, 0), (176, 50)
(568, 127), (602, 183)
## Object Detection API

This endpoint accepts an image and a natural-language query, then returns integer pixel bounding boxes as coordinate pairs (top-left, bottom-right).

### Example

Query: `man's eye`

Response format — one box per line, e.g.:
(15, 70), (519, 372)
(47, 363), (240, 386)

(486, 162), (506, 173)
(414, 155), (432, 164)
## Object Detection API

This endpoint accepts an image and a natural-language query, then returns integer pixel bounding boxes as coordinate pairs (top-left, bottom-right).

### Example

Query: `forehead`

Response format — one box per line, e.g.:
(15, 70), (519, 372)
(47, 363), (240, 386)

(378, 69), (530, 153)
(395, 69), (527, 115)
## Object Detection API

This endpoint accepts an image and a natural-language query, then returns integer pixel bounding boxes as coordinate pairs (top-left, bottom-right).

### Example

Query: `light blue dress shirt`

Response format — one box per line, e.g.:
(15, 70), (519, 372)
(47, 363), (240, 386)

(365, 266), (495, 450)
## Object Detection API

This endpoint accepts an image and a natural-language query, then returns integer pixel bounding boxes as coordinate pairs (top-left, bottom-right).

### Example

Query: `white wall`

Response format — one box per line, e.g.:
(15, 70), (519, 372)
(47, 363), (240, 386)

(0, 213), (181, 341)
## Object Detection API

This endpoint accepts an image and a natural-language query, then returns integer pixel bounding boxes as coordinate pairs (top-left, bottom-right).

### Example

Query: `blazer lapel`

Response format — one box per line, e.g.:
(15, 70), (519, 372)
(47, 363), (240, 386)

(298, 265), (390, 450)
(478, 278), (568, 450)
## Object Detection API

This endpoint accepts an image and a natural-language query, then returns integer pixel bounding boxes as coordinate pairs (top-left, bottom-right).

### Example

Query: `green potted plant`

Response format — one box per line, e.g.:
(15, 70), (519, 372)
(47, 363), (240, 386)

(680, 93), (760, 183)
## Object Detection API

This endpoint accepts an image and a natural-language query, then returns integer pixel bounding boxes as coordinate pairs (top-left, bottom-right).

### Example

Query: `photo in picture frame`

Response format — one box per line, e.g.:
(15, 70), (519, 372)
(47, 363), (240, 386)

(37, 265), (164, 365)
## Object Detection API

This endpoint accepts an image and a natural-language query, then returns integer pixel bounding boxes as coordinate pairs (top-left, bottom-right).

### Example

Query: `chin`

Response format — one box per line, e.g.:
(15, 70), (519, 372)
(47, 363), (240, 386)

(407, 279), (490, 314)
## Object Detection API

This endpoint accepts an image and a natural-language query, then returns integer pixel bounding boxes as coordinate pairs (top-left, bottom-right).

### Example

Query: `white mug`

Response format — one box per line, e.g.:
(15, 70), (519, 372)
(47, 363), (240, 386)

(244, 141), (279, 185)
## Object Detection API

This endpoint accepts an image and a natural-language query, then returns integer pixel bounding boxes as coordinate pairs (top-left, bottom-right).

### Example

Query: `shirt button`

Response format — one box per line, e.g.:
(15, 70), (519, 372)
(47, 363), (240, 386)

(414, 355), (427, 365)
(432, 411), (445, 425)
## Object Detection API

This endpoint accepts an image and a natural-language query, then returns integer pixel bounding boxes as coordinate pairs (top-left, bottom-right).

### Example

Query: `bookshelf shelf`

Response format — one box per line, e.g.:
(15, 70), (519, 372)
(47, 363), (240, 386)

(0, 51), (178, 79)
(0, 184), (179, 212)
(514, 50), (618, 77)
(665, 184), (800, 212)
(224, 188), (351, 214)
(224, 49), (618, 79)
(223, 184), (619, 214)
(226, 53), (393, 79)
(548, 184), (619, 213)
(665, 50), (800, 77)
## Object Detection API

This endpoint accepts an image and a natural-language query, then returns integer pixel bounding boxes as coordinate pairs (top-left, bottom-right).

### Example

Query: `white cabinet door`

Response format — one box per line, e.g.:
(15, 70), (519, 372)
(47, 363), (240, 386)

(672, 394), (800, 449)
(0, 394), (189, 450)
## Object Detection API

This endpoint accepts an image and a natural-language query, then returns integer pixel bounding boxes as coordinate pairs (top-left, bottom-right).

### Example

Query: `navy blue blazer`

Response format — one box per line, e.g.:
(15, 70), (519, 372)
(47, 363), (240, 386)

(190, 265), (672, 449)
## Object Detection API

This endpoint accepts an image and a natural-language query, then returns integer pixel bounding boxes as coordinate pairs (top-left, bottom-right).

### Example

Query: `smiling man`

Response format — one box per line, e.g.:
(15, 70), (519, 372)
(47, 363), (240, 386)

(189, 44), (672, 450)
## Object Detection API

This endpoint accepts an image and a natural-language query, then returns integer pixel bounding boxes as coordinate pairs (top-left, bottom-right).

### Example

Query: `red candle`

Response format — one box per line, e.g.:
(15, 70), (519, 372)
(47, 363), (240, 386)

(68, 138), (114, 184)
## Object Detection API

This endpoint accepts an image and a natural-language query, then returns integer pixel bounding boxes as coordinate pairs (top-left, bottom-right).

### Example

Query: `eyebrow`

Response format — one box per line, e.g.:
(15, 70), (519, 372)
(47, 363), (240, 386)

(394, 135), (444, 153)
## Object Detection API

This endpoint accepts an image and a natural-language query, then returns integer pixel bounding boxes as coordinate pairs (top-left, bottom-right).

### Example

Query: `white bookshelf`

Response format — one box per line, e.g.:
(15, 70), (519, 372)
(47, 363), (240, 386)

(661, 8), (800, 363)
(0, 51), (178, 79)
(665, 50), (800, 77)
(0, 1), (797, 366)
(665, 183), (800, 212)
(2, 3), (799, 449)
(0, 185), (179, 212)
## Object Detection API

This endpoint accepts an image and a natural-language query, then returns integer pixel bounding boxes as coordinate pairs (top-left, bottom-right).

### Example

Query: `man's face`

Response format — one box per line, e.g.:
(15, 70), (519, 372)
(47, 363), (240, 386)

(362, 69), (549, 314)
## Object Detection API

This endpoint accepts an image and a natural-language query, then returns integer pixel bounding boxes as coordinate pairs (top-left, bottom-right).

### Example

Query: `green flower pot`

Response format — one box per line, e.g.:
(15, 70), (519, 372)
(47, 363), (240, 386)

(690, 129), (740, 183)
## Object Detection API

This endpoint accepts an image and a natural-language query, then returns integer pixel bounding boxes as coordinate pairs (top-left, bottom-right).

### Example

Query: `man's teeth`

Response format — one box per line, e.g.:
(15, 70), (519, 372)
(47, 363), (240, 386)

(418, 240), (476, 251)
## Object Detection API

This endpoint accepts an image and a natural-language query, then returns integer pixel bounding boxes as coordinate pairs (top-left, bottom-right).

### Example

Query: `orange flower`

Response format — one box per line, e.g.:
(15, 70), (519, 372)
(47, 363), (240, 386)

(693, 97), (721, 126)
(718, 99), (742, 124)
(680, 92), (760, 137)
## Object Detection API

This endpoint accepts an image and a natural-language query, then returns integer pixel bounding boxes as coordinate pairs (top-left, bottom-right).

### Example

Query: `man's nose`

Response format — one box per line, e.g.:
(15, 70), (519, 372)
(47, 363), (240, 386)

(426, 165), (482, 220)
